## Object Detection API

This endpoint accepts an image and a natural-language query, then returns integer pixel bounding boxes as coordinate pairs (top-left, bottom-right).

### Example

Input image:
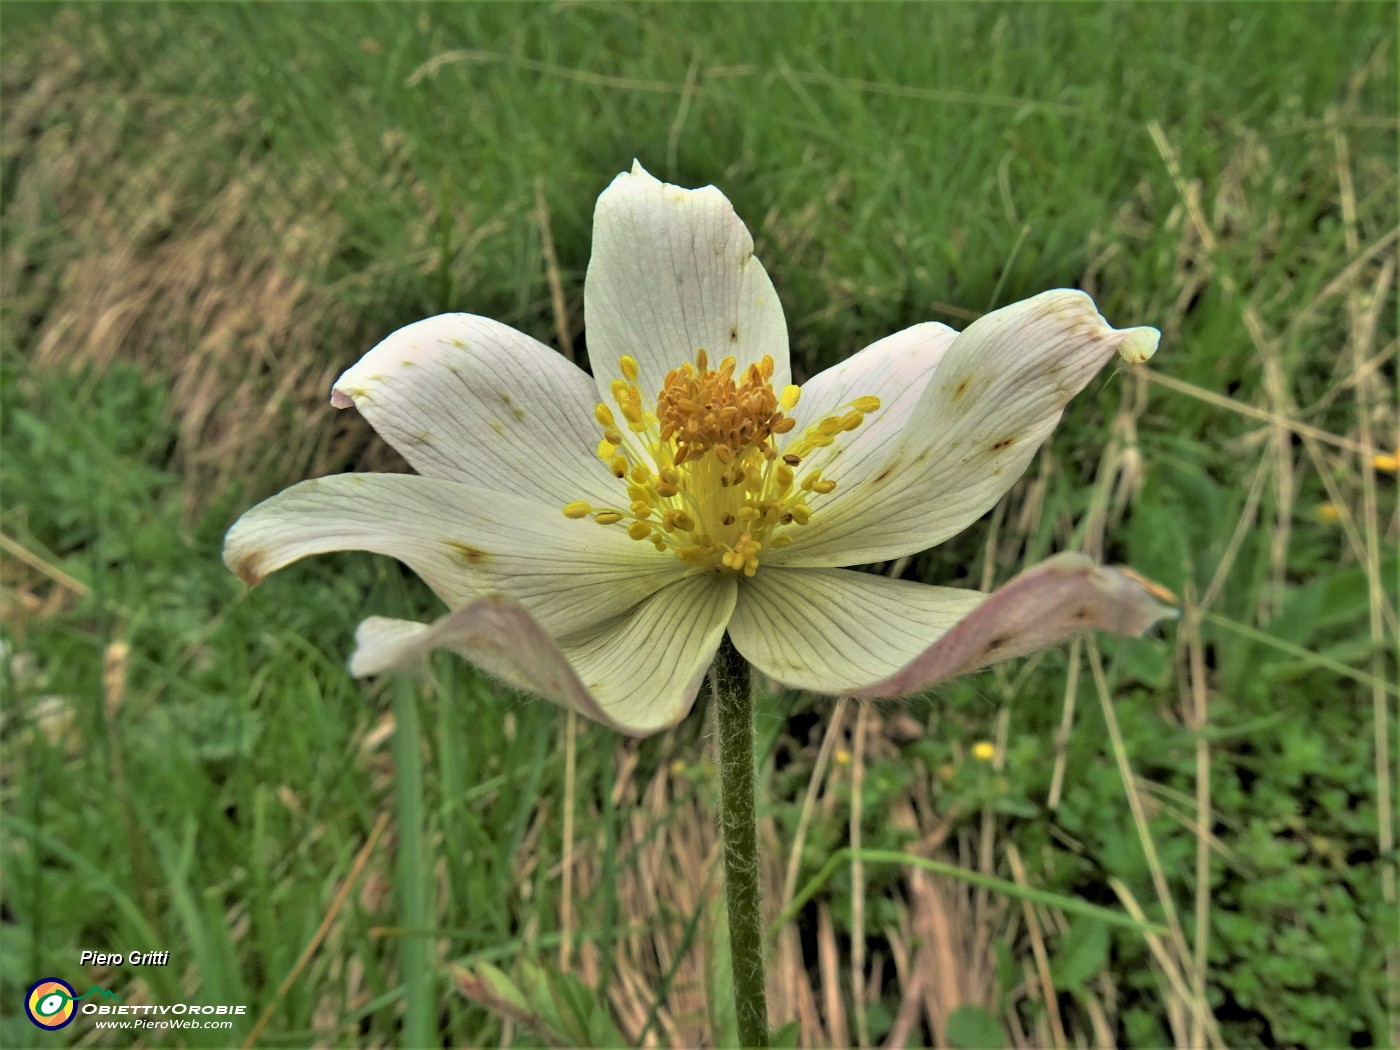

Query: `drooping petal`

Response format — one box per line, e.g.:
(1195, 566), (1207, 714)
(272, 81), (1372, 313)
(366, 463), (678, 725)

(223, 473), (682, 636)
(331, 314), (618, 505)
(771, 290), (1160, 568)
(783, 322), (957, 493)
(731, 555), (1175, 697)
(727, 566), (984, 694)
(584, 162), (790, 403)
(348, 573), (738, 737)
(854, 554), (1175, 696)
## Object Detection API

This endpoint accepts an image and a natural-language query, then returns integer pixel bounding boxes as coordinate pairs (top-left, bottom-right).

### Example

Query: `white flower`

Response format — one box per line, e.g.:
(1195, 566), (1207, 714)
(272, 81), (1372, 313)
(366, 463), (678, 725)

(225, 162), (1170, 736)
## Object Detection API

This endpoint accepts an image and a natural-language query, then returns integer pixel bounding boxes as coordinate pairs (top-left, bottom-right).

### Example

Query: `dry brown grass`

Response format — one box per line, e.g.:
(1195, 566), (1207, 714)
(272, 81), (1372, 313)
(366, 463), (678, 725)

(524, 703), (1157, 1049)
(529, 729), (1006, 1049)
(2, 17), (397, 517)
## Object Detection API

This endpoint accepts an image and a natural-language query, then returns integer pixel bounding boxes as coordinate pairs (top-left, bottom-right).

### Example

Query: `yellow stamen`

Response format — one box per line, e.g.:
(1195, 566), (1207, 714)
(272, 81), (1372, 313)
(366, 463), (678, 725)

(564, 348), (878, 574)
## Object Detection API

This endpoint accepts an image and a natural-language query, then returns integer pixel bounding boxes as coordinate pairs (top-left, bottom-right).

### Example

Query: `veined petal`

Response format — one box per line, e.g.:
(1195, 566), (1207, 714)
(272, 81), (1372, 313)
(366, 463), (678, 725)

(223, 473), (682, 636)
(852, 554), (1175, 696)
(772, 290), (1159, 568)
(782, 322), (957, 493)
(331, 314), (618, 505)
(348, 573), (738, 737)
(731, 555), (1174, 697)
(584, 161), (790, 402)
(727, 567), (984, 693)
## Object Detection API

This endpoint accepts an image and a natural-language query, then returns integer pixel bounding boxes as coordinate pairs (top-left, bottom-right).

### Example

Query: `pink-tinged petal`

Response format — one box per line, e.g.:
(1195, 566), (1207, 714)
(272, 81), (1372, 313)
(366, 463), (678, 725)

(782, 322), (957, 494)
(728, 567), (985, 694)
(772, 290), (1160, 568)
(853, 554), (1175, 698)
(348, 573), (738, 737)
(223, 473), (682, 637)
(332, 314), (618, 505)
(584, 162), (790, 402)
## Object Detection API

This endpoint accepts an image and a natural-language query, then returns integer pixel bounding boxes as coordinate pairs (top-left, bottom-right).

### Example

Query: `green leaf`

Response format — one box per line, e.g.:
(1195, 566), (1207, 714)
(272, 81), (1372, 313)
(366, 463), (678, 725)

(994, 940), (1017, 1001)
(470, 962), (530, 1015)
(1053, 920), (1111, 990)
(544, 964), (596, 1046)
(771, 1019), (802, 1047)
(947, 1004), (1004, 1049)
(705, 893), (740, 1049)
(515, 958), (568, 1042)
(990, 795), (1041, 819)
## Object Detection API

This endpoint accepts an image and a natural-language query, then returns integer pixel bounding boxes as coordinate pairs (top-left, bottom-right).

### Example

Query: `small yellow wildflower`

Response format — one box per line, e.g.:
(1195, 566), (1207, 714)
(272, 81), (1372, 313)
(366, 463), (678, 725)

(1316, 503), (1341, 523)
(971, 741), (996, 763)
(833, 747), (852, 767)
(1372, 450), (1399, 473)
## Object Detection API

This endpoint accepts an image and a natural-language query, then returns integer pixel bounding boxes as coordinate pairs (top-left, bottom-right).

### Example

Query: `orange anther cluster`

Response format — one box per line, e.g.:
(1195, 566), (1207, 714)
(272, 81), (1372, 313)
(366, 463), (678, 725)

(655, 351), (793, 465)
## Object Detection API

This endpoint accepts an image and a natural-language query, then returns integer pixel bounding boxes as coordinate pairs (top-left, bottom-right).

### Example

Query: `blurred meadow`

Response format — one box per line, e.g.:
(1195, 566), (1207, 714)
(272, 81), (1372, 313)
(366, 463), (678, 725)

(2, 3), (1396, 1047)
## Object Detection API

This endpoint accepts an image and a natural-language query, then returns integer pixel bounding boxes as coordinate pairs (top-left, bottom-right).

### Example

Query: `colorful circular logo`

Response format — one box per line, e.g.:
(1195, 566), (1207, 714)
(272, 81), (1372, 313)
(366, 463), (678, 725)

(26, 978), (77, 1030)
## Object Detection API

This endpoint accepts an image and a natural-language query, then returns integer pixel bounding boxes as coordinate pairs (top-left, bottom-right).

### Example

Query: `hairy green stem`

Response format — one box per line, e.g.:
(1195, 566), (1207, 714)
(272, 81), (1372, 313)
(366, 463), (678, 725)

(712, 635), (768, 1048)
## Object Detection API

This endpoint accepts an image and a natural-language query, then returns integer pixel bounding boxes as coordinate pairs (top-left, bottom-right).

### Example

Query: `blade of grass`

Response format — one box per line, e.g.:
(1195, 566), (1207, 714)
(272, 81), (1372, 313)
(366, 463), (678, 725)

(242, 812), (390, 1048)
(1334, 110), (1398, 1046)
(1202, 612), (1400, 697)
(772, 848), (1168, 937)
(635, 863), (715, 1047)
(392, 677), (432, 1050)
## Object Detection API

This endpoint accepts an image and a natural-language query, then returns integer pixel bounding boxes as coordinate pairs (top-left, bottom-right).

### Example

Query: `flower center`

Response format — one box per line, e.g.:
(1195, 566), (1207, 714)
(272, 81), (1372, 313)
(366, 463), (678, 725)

(563, 351), (879, 576)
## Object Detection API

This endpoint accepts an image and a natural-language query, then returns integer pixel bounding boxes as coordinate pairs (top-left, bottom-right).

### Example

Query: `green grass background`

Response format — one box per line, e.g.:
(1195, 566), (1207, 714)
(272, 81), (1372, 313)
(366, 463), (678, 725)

(2, 3), (1395, 1047)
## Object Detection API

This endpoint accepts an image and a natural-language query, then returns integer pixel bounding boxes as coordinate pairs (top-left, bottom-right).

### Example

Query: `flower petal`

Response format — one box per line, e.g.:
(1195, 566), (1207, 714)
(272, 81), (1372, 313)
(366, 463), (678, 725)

(224, 473), (682, 636)
(730, 555), (1174, 696)
(584, 161), (790, 402)
(348, 573), (738, 737)
(783, 322), (957, 492)
(727, 567), (984, 693)
(331, 313), (619, 505)
(851, 554), (1176, 697)
(772, 290), (1160, 567)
